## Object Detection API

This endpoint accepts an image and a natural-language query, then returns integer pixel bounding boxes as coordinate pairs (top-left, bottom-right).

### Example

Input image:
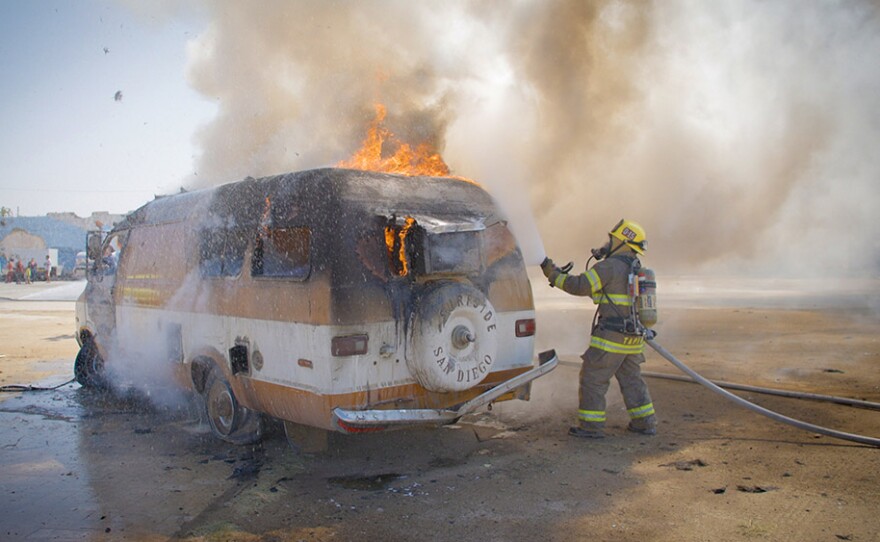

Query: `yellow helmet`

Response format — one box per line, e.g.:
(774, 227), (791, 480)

(609, 219), (647, 254)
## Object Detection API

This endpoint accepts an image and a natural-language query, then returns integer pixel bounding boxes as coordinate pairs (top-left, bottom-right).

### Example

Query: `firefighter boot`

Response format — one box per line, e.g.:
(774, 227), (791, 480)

(569, 426), (605, 439)
(626, 422), (656, 436)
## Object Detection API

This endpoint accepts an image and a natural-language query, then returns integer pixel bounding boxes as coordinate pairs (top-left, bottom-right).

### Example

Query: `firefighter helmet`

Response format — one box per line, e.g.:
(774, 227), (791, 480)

(609, 219), (647, 254)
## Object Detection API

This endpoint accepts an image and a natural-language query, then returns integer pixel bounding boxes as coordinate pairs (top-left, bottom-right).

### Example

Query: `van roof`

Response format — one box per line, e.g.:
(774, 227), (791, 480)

(118, 168), (497, 230)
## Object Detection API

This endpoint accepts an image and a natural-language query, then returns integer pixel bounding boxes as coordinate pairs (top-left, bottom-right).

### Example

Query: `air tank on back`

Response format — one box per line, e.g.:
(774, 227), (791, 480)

(636, 268), (657, 328)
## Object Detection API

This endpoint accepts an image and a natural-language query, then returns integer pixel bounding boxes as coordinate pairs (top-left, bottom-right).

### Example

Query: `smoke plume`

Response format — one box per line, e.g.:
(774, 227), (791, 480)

(184, 0), (880, 277)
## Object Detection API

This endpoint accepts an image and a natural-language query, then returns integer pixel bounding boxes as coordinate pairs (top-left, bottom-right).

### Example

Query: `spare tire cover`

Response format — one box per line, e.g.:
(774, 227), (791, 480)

(408, 282), (499, 392)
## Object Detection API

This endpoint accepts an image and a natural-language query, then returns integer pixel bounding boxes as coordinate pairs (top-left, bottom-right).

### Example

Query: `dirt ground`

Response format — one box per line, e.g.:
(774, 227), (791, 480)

(0, 279), (878, 541)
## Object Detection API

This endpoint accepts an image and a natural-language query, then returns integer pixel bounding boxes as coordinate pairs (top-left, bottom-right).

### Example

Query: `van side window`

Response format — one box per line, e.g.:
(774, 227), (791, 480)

(252, 227), (310, 280)
(200, 229), (246, 277)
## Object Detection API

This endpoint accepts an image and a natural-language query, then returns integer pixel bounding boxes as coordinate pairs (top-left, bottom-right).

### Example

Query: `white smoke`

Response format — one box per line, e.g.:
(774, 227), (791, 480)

(102, 323), (192, 411)
(179, 0), (880, 277)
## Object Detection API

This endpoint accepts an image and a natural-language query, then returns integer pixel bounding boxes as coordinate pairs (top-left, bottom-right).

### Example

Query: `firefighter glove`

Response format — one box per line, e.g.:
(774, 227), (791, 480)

(540, 257), (556, 278)
(541, 257), (563, 287)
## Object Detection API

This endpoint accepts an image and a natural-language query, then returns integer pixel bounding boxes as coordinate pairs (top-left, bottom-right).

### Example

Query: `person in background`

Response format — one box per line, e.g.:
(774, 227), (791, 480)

(15, 258), (25, 284)
(102, 245), (117, 274)
(44, 255), (52, 283)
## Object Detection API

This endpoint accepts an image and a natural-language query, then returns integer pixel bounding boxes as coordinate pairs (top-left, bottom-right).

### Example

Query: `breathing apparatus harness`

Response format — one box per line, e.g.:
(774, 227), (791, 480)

(585, 239), (656, 339)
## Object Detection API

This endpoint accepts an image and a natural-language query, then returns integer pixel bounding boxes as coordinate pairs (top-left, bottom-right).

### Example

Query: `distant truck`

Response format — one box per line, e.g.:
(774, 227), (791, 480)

(74, 168), (556, 448)
(73, 251), (87, 279)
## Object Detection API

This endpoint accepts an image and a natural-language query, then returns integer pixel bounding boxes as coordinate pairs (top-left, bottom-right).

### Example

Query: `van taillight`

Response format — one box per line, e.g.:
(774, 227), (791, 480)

(515, 319), (536, 337)
(332, 334), (369, 356)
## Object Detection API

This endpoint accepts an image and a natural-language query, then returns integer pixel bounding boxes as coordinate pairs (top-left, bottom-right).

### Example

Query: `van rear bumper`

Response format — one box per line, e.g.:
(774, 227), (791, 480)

(331, 350), (558, 432)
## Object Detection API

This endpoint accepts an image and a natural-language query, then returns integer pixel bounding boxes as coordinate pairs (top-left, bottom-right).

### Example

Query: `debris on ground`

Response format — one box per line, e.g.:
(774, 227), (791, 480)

(736, 485), (779, 493)
(660, 459), (708, 471)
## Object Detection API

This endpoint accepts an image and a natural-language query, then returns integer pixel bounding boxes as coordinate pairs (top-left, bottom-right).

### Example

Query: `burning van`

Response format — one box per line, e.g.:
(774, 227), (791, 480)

(74, 168), (556, 446)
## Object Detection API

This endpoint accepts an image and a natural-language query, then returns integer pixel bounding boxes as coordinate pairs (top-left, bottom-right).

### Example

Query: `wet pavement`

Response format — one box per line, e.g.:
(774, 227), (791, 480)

(0, 372), (531, 541)
(0, 377), (314, 541)
(2, 384), (98, 541)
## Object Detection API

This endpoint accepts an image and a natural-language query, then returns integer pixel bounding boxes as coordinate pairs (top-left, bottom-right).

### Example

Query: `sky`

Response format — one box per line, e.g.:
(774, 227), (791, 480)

(0, 0), (214, 217)
(0, 1), (877, 277)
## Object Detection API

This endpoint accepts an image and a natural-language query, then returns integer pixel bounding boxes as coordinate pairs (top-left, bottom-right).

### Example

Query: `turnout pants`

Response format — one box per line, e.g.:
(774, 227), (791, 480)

(577, 340), (656, 432)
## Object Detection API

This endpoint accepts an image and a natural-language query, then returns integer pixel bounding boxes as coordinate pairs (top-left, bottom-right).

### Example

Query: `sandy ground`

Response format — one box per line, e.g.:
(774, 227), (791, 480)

(0, 278), (878, 541)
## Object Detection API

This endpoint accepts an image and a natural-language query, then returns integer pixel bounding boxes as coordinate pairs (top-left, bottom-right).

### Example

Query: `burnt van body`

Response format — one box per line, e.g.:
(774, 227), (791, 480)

(75, 168), (556, 444)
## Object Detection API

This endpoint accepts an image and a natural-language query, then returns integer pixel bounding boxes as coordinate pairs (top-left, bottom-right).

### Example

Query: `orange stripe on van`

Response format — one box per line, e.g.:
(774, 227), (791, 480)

(119, 286), (162, 307)
(238, 366), (532, 430)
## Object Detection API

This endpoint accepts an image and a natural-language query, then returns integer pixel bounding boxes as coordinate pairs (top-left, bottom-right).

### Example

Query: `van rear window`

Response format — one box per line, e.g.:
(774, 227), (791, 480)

(252, 227), (310, 279)
(199, 229), (247, 277)
(424, 230), (482, 275)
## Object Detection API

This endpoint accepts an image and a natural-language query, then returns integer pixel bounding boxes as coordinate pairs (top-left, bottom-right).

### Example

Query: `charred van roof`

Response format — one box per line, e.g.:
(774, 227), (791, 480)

(117, 168), (496, 231)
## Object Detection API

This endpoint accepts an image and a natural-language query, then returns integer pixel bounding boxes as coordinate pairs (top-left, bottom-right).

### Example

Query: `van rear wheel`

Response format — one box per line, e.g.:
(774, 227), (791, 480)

(74, 340), (106, 390)
(203, 368), (263, 445)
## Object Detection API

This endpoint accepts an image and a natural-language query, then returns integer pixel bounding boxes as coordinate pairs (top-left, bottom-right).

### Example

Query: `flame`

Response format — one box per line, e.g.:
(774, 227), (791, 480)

(338, 104), (451, 177)
(385, 216), (415, 276)
(398, 217), (415, 275)
(384, 226), (396, 258)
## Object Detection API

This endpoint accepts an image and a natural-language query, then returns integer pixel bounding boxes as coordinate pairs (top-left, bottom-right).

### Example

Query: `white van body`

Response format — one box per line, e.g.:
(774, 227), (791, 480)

(75, 168), (556, 444)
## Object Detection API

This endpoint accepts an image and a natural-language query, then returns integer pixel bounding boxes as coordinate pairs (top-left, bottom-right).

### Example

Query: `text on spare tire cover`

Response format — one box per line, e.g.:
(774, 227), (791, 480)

(432, 293), (497, 384)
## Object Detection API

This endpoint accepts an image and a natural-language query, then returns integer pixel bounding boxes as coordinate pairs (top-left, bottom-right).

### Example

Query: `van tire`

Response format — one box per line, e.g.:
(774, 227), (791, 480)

(190, 359), (211, 394)
(74, 339), (107, 390)
(203, 367), (263, 445)
(408, 282), (499, 393)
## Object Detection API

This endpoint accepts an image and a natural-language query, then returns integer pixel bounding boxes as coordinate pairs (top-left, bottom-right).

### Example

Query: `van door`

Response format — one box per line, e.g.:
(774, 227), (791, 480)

(83, 230), (125, 344)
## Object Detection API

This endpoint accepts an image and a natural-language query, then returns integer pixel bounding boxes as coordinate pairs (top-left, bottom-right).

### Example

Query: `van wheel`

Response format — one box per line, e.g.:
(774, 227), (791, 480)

(203, 368), (263, 445)
(74, 340), (106, 389)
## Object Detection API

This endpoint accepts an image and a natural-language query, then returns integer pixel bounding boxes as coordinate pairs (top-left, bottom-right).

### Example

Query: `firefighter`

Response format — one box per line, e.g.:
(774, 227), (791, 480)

(541, 219), (657, 438)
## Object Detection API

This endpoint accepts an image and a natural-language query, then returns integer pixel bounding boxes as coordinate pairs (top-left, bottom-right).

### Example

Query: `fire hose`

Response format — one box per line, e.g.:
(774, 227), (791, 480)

(641, 370), (880, 411)
(0, 378), (75, 393)
(646, 339), (880, 448)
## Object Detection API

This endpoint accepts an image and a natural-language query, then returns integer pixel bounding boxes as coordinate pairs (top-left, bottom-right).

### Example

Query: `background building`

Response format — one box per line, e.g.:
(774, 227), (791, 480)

(0, 212), (124, 277)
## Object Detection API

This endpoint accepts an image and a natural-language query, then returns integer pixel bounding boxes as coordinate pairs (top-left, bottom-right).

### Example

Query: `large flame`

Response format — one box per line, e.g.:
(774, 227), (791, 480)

(338, 104), (451, 177)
